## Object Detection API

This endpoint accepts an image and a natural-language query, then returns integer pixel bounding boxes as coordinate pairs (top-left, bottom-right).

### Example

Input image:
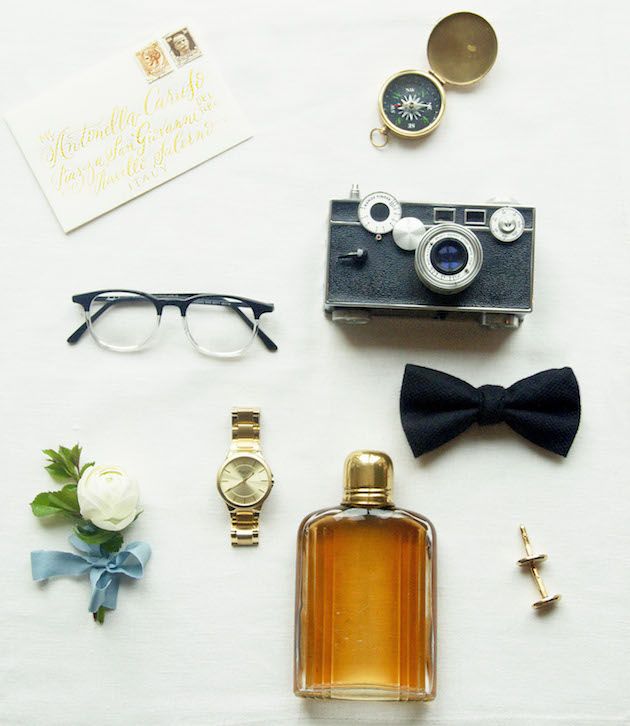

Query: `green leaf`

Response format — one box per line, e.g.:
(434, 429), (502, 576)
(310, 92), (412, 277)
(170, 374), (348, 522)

(30, 488), (80, 518)
(58, 446), (79, 478)
(42, 444), (85, 484)
(44, 462), (75, 484)
(78, 462), (95, 479)
(69, 444), (82, 467)
(47, 485), (79, 514)
(31, 492), (64, 517)
(74, 524), (121, 547)
(42, 448), (65, 464)
(100, 533), (123, 553)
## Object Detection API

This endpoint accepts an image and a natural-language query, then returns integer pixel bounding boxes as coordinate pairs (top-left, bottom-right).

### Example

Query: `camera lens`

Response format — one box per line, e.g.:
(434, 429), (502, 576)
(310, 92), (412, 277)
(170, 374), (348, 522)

(370, 202), (390, 222)
(430, 238), (468, 275)
(414, 223), (483, 295)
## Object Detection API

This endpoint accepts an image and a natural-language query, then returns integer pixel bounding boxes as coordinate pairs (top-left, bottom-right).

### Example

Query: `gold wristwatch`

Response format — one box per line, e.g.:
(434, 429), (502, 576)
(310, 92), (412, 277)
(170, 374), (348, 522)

(216, 408), (274, 546)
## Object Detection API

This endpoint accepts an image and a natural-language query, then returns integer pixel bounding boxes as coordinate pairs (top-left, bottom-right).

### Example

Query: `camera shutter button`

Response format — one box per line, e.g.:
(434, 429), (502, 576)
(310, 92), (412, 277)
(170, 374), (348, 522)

(393, 217), (426, 251)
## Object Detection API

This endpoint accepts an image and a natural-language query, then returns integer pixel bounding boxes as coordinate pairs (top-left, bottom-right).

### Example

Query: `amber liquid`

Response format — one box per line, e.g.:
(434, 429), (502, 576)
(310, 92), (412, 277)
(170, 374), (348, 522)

(294, 506), (436, 701)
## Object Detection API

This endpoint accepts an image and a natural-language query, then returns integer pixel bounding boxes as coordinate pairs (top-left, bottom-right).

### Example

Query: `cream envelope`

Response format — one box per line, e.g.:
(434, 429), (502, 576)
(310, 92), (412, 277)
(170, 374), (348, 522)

(5, 23), (252, 232)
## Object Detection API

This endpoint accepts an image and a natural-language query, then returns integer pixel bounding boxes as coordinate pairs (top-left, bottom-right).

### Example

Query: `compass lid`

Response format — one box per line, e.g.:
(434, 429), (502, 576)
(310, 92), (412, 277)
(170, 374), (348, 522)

(427, 11), (497, 86)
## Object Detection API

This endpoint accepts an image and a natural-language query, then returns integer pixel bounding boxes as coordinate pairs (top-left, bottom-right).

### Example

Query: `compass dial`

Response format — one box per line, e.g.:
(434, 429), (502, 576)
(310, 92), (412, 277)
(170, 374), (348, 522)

(380, 71), (445, 137)
(218, 456), (272, 507)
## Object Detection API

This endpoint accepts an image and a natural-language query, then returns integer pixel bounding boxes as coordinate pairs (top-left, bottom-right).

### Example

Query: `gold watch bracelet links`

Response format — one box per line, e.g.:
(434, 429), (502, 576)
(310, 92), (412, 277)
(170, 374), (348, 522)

(229, 407), (262, 547)
(230, 408), (261, 453)
(230, 509), (260, 546)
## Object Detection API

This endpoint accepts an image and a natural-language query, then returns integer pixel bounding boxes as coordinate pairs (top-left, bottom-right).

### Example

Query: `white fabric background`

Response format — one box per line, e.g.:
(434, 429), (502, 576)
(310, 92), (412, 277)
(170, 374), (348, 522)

(1, 1), (629, 724)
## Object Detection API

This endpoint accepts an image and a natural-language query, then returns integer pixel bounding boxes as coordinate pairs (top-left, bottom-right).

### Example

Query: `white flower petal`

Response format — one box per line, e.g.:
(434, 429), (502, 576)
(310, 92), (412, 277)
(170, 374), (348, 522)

(77, 464), (140, 532)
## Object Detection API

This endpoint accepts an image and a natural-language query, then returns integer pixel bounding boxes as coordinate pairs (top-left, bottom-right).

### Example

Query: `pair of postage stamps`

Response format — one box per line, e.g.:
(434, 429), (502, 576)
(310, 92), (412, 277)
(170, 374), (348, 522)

(135, 27), (202, 83)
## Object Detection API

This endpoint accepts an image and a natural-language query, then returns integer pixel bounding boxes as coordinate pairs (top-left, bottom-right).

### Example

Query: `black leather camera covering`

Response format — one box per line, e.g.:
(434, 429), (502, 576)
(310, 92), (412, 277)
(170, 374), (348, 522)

(326, 200), (535, 313)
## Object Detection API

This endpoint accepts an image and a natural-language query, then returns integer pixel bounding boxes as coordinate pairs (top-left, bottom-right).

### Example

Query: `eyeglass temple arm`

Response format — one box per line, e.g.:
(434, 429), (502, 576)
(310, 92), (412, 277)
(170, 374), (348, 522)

(67, 298), (278, 352)
(67, 299), (116, 344)
(230, 306), (277, 352)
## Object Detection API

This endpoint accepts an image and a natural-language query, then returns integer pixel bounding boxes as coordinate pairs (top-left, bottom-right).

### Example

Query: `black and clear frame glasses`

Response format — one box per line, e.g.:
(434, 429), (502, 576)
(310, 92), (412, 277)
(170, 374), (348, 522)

(68, 291), (277, 357)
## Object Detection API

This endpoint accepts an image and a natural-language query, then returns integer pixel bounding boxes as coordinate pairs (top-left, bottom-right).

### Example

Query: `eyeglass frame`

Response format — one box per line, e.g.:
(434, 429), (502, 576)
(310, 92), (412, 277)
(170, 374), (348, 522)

(67, 290), (277, 357)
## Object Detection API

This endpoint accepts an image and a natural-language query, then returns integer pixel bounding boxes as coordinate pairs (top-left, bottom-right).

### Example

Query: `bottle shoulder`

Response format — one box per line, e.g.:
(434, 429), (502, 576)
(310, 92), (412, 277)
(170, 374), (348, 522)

(297, 505), (436, 538)
(297, 506), (344, 533)
(393, 507), (437, 538)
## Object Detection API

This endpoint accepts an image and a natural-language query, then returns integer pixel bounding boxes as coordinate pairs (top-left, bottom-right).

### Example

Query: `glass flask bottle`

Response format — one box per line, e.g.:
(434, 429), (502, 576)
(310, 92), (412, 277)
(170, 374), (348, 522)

(294, 450), (437, 701)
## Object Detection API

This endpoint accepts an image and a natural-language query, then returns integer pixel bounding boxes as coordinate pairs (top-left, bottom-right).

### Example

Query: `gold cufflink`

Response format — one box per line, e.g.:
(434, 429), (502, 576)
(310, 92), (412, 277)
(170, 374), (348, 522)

(517, 525), (561, 609)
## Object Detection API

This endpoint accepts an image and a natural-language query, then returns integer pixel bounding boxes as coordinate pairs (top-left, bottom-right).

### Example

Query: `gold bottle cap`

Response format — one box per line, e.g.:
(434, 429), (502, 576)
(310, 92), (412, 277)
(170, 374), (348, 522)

(427, 11), (498, 86)
(342, 450), (393, 507)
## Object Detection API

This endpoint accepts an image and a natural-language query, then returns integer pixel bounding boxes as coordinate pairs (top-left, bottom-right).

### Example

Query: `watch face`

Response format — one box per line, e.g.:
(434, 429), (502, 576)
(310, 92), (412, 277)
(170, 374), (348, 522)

(218, 456), (272, 506)
(380, 71), (444, 136)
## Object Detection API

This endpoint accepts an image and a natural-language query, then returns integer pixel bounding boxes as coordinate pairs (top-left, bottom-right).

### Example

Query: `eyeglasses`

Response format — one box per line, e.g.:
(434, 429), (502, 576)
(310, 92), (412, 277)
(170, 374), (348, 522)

(68, 290), (277, 357)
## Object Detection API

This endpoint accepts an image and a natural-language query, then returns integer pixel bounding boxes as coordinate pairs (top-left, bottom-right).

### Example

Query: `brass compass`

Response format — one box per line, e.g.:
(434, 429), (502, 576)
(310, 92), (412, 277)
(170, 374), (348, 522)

(370, 12), (498, 147)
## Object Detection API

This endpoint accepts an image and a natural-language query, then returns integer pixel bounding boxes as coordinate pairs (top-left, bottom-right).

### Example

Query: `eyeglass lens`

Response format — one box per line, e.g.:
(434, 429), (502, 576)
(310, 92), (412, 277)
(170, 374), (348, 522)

(185, 297), (258, 355)
(88, 291), (158, 351)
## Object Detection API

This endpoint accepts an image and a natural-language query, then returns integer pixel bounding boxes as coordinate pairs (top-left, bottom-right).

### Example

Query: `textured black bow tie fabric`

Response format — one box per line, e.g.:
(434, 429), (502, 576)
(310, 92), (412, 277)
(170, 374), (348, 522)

(400, 365), (581, 458)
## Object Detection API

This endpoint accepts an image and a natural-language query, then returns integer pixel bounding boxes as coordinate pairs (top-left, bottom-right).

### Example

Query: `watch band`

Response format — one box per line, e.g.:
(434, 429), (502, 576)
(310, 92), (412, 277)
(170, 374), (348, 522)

(230, 408), (261, 453)
(229, 408), (262, 546)
(229, 509), (260, 546)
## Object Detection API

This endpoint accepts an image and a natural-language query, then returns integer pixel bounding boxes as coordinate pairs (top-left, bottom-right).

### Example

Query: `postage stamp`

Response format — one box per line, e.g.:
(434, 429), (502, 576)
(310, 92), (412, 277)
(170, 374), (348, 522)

(164, 27), (202, 67)
(135, 41), (173, 82)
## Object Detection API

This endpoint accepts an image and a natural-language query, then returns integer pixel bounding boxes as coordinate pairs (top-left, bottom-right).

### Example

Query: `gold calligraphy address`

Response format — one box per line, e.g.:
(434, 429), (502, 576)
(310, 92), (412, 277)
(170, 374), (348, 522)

(39, 70), (216, 195)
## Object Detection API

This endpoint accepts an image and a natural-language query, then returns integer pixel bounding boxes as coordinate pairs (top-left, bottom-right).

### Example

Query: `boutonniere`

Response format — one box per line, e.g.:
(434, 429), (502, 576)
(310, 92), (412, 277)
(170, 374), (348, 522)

(30, 444), (151, 624)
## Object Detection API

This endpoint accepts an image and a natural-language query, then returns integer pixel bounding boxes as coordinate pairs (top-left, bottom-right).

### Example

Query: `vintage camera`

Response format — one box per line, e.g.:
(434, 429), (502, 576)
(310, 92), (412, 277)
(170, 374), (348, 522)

(325, 185), (535, 328)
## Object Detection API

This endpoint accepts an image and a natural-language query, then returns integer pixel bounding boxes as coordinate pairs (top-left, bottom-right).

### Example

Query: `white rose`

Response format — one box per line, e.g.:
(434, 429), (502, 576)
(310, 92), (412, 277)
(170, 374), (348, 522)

(77, 465), (141, 531)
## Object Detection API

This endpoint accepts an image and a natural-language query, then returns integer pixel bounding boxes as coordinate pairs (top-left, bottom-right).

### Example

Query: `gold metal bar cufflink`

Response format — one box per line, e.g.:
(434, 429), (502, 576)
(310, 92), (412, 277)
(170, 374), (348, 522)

(517, 525), (561, 609)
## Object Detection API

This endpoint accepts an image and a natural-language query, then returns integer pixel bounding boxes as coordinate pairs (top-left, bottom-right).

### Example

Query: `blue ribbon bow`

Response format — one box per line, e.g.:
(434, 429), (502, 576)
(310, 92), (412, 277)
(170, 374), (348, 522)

(31, 535), (151, 612)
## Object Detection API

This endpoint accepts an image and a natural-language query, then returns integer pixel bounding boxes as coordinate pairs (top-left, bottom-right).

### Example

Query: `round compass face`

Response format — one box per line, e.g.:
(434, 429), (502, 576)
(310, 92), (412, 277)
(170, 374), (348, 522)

(218, 456), (272, 507)
(379, 71), (445, 138)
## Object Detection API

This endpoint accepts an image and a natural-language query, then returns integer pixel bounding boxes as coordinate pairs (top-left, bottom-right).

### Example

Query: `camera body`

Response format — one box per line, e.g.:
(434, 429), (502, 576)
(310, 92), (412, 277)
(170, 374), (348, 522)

(325, 185), (536, 328)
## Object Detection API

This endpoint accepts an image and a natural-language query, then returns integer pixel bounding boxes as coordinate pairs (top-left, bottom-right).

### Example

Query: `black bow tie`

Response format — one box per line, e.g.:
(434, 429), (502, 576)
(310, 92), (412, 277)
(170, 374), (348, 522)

(400, 365), (581, 457)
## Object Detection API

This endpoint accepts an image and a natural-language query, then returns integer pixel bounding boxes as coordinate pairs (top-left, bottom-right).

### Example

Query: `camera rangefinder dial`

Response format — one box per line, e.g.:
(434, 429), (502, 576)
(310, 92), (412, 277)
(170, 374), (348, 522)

(358, 191), (402, 235)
